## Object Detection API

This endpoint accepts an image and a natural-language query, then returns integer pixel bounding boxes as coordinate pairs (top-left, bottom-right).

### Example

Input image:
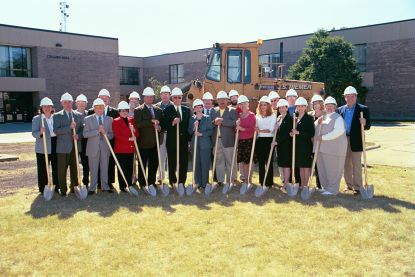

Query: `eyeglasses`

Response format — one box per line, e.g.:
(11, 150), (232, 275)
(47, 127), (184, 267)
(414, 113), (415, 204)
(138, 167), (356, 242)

(119, 109), (129, 112)
(173, 96), (182, 99)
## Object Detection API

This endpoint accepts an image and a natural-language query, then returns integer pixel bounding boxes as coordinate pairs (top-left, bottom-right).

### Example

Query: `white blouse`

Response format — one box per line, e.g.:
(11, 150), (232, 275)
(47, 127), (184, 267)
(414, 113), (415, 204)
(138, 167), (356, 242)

(321, 112), (345, 141)
(256, 114), (277, 137)
(43, 114), (56, 137)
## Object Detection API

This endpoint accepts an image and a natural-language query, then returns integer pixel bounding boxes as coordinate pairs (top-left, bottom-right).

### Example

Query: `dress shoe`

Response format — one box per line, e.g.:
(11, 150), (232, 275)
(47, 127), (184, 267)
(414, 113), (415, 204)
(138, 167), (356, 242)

(60, 192), (67, 197)
(88, 191), (95, 195)
(104, 189), (114, 193)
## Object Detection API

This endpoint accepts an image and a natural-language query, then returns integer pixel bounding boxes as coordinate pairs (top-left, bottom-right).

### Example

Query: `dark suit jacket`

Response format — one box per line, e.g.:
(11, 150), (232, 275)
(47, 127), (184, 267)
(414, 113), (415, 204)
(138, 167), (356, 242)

(337, 103), (371, 152)
(162, 104), (191, 147)
(134, 104), (163, 149)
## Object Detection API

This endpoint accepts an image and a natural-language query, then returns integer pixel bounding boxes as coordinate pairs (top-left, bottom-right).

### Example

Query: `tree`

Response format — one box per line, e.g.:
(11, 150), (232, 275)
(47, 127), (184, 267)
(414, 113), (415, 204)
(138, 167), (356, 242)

(288, 29), (367, 103)
(148, 76), (166, 100)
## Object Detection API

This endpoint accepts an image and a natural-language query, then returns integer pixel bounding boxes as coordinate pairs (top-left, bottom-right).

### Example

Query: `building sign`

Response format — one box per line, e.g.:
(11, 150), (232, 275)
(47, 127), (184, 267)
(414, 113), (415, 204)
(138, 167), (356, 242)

(47, 55), (70, 60)
(259, 83), (313, 90)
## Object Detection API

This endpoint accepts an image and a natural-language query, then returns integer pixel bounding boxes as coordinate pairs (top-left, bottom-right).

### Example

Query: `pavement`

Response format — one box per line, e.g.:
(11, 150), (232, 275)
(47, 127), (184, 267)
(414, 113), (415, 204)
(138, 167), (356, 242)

(0, 122), (414, 167)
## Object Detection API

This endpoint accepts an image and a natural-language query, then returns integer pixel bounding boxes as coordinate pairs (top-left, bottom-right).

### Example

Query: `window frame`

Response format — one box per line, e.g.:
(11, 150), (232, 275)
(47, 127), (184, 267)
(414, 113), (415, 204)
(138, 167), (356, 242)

(119, 66), (140, 85)
(227, 49), (243, 84)
(169, 63), (184, 84)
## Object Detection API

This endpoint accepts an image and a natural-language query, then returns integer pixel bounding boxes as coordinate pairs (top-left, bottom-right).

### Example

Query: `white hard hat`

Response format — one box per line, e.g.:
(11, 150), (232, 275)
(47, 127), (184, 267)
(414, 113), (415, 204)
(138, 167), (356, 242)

(229, 89), (239, 97)
(75, 94), (88, 103)
(237, 95), (249, 104)
(60, 92), (73, 102)
(160, 85), (171, 94)
(192, 99), (204, 108)
(295, 97), (308, 106)
(216, 90), (228, 99)
(259, 95), (271, 104)
(202, 92), (214, 100)
(268, 91), (280, 100)
(98, 89), (111, 97)
(129, 91), (140, 100)
(93, 98), (105, 106)
(171, 87), (183, 96)
(285, 89), (298, 98)
(324, 96), (337, 105)
(143, 87), (155, 96)
(40, 97), (53, 106)
(311, 94), (324, 103)
(277, 99), (289, 108)
(344, 86), (358, 95)
(117, 101), (130, 110)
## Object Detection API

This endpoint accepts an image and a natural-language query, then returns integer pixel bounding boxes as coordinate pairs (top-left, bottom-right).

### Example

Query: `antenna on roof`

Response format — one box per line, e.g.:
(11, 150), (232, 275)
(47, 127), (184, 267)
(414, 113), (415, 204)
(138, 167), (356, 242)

(59, 1), (69, 32)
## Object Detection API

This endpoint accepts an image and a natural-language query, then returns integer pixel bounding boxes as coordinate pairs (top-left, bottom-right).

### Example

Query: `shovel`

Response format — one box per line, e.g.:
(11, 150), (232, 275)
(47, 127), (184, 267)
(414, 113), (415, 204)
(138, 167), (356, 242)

(174, 122), (185, 196)
(72, 117), (88, 200)
(103, 133), (140, 196)
(222, 128), (239, 194)
(41, 115), (55, 201)
(301, 124), (322, 201)
(286, 114), (299, 197)
(154, 124), (169, 196)
(240, 128), (257, 195)
(360, 112), (374, 199)
(255, 124), (278, 197)
(205, 127), (220, 196)
(186, 127), (198, 196)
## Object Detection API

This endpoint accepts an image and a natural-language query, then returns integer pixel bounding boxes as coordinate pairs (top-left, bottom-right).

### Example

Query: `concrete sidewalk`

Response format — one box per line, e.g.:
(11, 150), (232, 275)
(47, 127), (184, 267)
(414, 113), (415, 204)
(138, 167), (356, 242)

(0, 123), (34, 143)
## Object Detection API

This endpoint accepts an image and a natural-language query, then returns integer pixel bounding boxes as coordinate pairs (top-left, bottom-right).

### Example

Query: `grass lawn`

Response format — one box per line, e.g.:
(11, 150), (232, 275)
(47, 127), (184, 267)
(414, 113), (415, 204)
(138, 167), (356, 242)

(0, 164), (414, 276)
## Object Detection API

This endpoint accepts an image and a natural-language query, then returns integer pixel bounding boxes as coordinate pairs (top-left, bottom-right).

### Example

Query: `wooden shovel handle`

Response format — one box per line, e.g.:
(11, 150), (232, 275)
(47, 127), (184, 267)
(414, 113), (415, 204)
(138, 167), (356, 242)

(192, 132), (198, 184)
(176, 123), (179, 183)
(291, 114), (297, 183)
(131, 128), (148, 187)
(72, 116), (81, 187)
(229, 129), (239, 184)
(247, 129), (257, 184)
(360, 112), (369, 187)
(103, 134), (129, 188)
(210, 127), (220, 184)
(153, 125), (163, 182)
(40, 116), (52, 187)
(262, 124), (279, 187)
(308, 124), (322, 188)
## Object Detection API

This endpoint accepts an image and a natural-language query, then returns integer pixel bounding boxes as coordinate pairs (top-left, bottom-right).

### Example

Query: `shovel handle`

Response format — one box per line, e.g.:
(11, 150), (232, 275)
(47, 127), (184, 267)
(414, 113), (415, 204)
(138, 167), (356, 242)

(40, 116), (52, 188)
(210, 127), (220, 184)
(247, 129), (257, 185)
(72, 116), (82, 187)
(176, 123), (179, 183)
(103, 133), (130, 189)
(291, 114), (297, 183)
(360, 112), (369, 187)
(153, 124), (163, 183)
(191, 130), (198, 185)
(229, 129), (239, 186)
(308, 124), (322, 188)
(262, 123), (279, 188)
(131, 128), (149, 188)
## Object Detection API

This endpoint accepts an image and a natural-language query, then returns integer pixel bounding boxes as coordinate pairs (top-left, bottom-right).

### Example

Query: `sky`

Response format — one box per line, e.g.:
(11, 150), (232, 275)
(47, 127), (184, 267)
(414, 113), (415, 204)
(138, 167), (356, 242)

(0, 0), (414, 57)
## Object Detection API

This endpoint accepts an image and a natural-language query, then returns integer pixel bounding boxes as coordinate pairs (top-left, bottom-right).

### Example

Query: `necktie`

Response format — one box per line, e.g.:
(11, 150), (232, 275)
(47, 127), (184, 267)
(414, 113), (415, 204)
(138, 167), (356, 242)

(98, 116), (103, 125)
(207, 109), (210, 116)
(149, 106), (155, 119)
(176, 106), (181, 120)
(68, 111), (72, 122)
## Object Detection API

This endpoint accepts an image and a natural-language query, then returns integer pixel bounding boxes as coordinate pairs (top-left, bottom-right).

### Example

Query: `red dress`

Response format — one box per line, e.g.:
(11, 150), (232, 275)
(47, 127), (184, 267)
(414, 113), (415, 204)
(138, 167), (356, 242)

(112, 117), (139, 154)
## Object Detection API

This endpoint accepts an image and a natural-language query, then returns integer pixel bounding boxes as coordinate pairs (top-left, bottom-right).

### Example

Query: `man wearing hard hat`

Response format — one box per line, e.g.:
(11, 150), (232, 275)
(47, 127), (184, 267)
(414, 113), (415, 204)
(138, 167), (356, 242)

(53, 92), (83, 196)
(337, 86), (371, 194)
(134, 87), (164, 193)
(83, 98), (114, 194)
(269, 90), (281, 113)
(75, 94), (90, 189)
(228, 89), (239, 108)
(154, 85), (172, 183)
(128, 91), (141, 117)
(285, 89), (298, 116)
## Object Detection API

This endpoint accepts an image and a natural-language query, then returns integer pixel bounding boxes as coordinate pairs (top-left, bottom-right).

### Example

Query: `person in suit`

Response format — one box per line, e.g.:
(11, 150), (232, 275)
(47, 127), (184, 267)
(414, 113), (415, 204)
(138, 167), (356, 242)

(83, 98), (114, 194)
(88, 88), (118, 190)
(154, 85), (172, 184)
(188, 99), (213, 189)
(291, 97), (315, 189)
(275, 99), (293, 190)
(134, 87), (164, 193)
(337, 86), (371, 194)
(32, 97), (58, 193)
(315, 97), (347, 195)
(75, 94), (89, 189)
(53, 92), (82, 196)
(202, 92), (217, 182)
(269, 90), (283, 183)
(211, 91), (238, 185)
(285, 89), (301, 184)
(113, 101), (139, 192)
(162, 87), (191, 188)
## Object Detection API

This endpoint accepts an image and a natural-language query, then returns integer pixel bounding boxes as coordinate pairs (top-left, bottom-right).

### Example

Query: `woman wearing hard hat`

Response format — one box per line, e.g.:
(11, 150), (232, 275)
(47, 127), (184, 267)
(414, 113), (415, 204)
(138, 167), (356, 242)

(292, 97), (315, 189)
(315, 97), (347, 195)
(275, 99), (292, 190)
(113, 101), (139, 192)
(188, 99), (214, 189)
(235, 95), (256, 184)
(32, 97), (58, 194)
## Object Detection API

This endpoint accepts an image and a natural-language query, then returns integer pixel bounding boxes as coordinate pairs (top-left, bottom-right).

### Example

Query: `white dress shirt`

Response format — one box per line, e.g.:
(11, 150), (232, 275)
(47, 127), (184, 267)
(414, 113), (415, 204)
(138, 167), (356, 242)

(256, 114), (277, 137)
(322, 112), (345, 141)
(43, 114), (56, 137)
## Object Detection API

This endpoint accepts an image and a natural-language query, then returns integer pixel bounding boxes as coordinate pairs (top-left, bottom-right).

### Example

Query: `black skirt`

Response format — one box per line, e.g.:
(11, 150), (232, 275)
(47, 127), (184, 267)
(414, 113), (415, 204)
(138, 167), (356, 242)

(237, 138), (256, 164)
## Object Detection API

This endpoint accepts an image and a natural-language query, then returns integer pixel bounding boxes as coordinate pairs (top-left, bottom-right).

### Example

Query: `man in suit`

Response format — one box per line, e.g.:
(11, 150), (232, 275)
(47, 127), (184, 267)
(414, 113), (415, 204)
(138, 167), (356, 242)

(134, 87), (164, 193)
(154, 85), (173, 183)
(53, 92), (82, 196)
(337, 86), (371, 194)
(88, 88), (118, 190)
(162, 87), (191, 191)
(202, 92), (217, 182)
(211, 91), (237, 185)
(83, 98), (114, 194)
(75, 94), (89, 189)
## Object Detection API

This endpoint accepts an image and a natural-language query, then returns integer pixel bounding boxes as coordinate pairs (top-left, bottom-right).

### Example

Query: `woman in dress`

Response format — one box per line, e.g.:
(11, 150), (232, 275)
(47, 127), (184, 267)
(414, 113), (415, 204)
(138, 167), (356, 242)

(275, 99), (292, 190)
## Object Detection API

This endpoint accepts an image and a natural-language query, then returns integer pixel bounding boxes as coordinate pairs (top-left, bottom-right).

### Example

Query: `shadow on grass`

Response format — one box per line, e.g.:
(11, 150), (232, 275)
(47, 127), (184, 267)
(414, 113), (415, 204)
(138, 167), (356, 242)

(26, 183), (415, 220)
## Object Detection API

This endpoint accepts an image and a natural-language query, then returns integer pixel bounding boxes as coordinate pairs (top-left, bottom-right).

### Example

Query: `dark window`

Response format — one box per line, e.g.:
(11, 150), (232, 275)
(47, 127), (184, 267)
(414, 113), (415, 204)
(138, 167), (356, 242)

(119, 66), (140, 85)
(244, 50), (251, 84)
(0, 45), (32, 77)
(206, 48), (222, 81)
(227, 50), (242, 83)
(259, 53), (280, 78)
(353, 44), (367, 72)
(169, 64), (184, 84)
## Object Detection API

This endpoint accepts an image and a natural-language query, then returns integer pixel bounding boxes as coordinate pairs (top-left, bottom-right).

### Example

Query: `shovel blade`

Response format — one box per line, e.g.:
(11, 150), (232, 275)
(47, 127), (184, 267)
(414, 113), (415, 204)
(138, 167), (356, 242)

(287, 183), (299, 197)
(367, 185), (374, 198)
(161, 184), (170, 196)
(43, 185), (54, 201)
(300, 187), (311, 201)
(205, 184), (212, 196)
(129, 186), (139, 197)
(222, 183), (231, 194)
(254, 186), (263, 197)
(186, 184), (195, 196)
(75, 185), (88, 200)
(148, 185), (157, 197)
(178, 183), (185, 196)
(240, 183), (248, 195)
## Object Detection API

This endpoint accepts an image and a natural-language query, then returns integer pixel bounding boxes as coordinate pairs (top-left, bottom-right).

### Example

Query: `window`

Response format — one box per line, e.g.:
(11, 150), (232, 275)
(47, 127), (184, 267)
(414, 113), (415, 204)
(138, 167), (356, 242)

(169, 64), (184, 84)
(259, 53), (280, 78)
(244, 50), (251, 84)
(353, 44), (367, 72)
(0, 45), (32, 77)
(227, 50), (242, 83)
(206, 48), (222, 81)
(119, 67), (139, 85)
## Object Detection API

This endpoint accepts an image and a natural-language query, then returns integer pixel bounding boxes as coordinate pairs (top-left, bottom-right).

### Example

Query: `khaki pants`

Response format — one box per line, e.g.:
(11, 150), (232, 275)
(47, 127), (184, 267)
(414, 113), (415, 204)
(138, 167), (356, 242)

(215, 140), (236, 184)
(317, 153), (345, 195)
(344, 137), (362, 190)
